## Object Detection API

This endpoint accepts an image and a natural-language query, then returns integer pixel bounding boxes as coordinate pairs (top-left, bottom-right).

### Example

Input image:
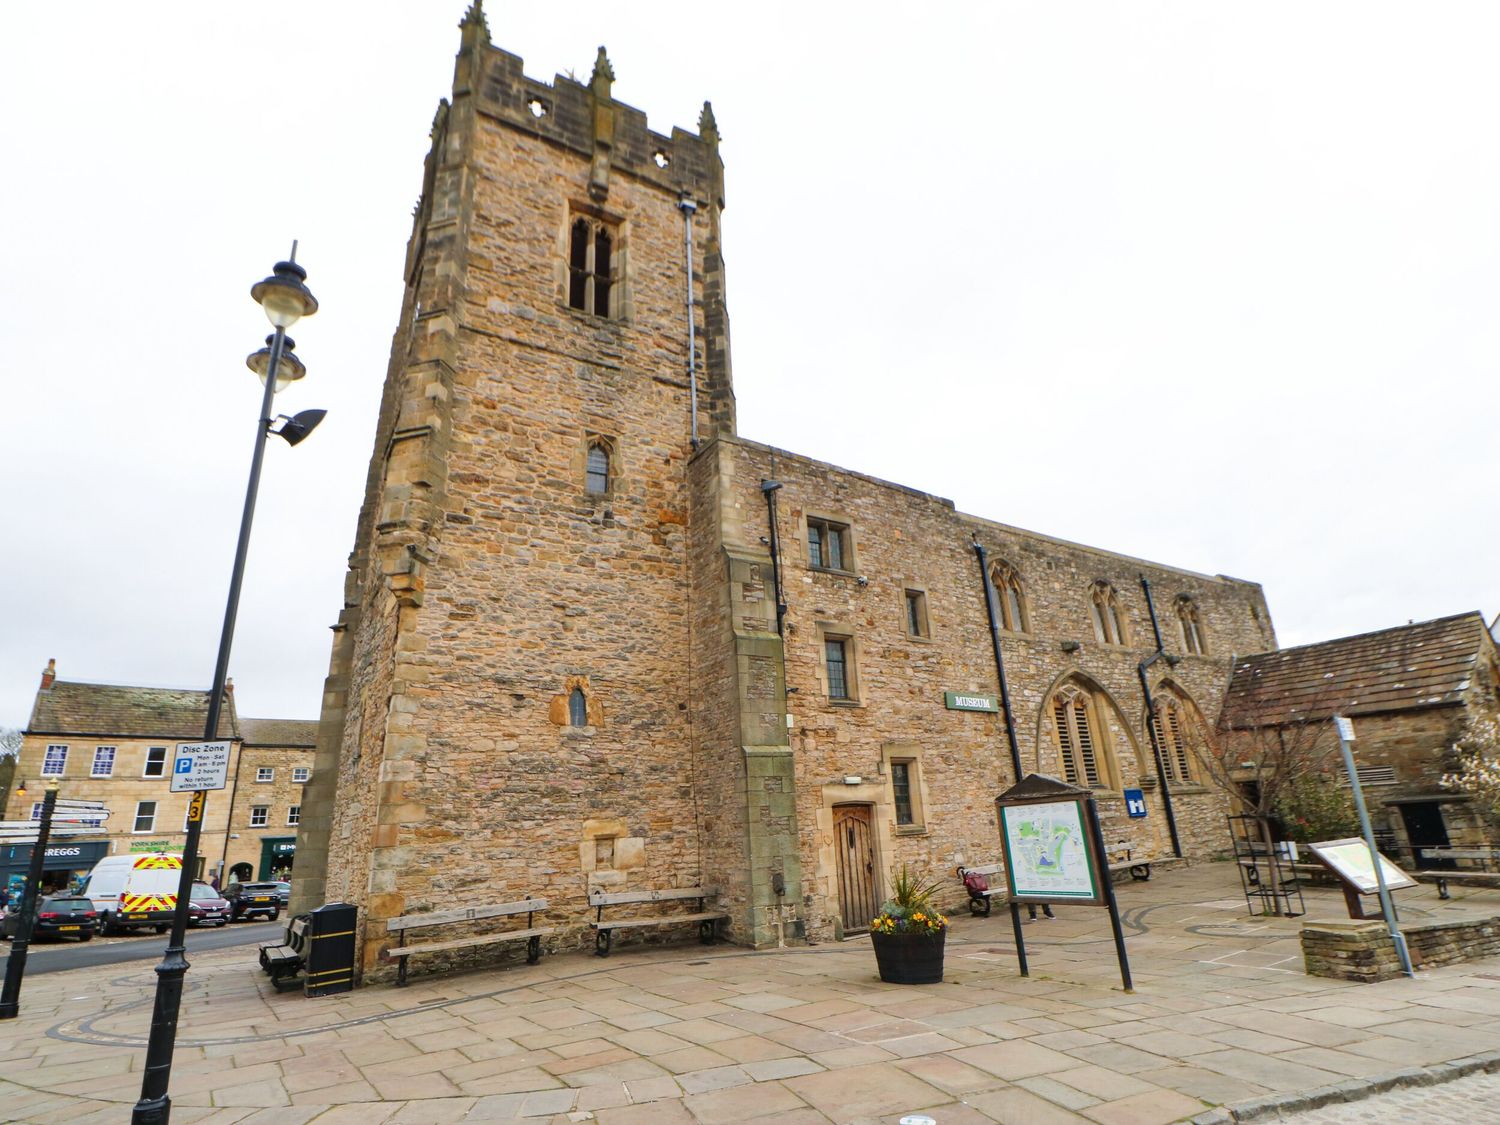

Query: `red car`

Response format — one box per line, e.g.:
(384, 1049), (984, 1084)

(186, 882), (231, 928)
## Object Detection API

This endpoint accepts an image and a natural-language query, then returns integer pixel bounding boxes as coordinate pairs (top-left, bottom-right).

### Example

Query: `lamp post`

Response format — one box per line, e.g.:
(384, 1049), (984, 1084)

(133, 248), (322, 1125)
(0, 780), (58, 1019)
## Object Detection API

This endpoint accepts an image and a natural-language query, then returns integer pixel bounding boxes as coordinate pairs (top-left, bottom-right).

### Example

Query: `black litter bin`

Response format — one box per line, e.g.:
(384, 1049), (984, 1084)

(304, 902), (357, 997)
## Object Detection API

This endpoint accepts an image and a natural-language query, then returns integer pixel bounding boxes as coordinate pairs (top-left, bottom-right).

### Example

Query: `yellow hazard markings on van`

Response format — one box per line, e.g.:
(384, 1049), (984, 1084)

(121, 893), (177, 912)
(133, 855), (182, 870)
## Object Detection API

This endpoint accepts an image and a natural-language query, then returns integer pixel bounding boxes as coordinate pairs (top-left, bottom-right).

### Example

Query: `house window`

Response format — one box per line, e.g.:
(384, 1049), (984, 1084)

(904, 590), (929, 638)
(568, 213), (615, 317)
(30, 802), (43, 821)
(991, 561), (1029, 633)
(91, 746), (116, 777)
(287, 805), (301, 826)
(891, 761), (915, 825)
(249, 806), (269, 828)
(1178, 597), (1207, 655)
(293, 767), (310, 783)
(807, 518), (851, 571)
(1089, 582), (1129, 646)
(133, 801), (157, 833)
(41, 744), (67, 776)
(1051, 689), (1114, 790)
(256, 767), (274, 783)
(143, 747), (167, 777)
(824, 637), (854, 701)
(568, 687), (588, 727)
(585, 442), (611, 495)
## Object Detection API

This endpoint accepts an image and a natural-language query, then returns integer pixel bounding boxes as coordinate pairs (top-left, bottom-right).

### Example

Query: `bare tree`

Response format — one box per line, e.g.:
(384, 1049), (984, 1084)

(0, 728), (20, 760)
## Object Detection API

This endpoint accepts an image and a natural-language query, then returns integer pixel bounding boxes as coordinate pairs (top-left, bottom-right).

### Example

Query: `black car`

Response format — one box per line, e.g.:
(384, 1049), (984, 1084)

(2, 895), (98, 941)
(224, 882), (282, 922)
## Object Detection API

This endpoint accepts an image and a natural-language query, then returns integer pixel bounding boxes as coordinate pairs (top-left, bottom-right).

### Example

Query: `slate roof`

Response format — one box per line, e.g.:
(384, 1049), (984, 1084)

(240, 717), (319, 748)
(27, 680), (239, 740)
(1223, 612), (1490, 728)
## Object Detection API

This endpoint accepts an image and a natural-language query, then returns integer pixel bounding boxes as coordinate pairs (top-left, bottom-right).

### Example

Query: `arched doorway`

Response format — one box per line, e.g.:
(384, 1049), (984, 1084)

(229, 862), (253, 883)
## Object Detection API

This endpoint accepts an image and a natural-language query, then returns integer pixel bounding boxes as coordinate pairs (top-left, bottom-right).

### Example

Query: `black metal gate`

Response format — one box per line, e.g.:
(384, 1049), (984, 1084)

(834, 804), (878, 933)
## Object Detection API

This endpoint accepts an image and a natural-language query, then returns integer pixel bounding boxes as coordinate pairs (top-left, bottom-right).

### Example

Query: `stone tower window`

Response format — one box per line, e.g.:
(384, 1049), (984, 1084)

(585, 443), (610, 495)
(568, 214), (615, 317)
(1177, 597), (1207, 655)
(1089, 582), (1129, 646)
(904, 590), (929, 639)
(1051, 688), (1115, 790)
(991, 560), (1029, 633)
(568, 687), (588, 726)
(1151, 697), (1196, 784)
(807, 517), (852, 572)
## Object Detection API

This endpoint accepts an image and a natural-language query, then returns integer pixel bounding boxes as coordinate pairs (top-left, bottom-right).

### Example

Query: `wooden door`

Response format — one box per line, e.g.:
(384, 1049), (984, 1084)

(834, 804), (878, 933)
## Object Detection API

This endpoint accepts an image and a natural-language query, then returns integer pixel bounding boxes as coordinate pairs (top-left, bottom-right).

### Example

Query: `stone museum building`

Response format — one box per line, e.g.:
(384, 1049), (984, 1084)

(294, 4), (1279, 975)
(4, 661), (317, 890)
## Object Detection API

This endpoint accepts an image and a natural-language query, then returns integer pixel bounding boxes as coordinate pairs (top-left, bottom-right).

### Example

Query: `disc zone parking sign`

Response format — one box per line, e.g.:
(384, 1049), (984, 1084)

(170, 741), (232, 792)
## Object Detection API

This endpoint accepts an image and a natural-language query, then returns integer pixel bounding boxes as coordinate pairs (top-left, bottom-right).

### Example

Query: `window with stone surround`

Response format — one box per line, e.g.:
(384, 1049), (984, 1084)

(824, 636), (855, 701)
(92, 746), (116, 777)
(807, 517), (853, 572)
(568, 687), (588, 727)
(904, 589), (930, 639)
(42, 744), (67, 776)
(567, 210), (618, 317)
(992, 561), (1029, 633)
(287, 805), (301, 826)
(1151, 697), (1196, 784)
(143, 746), (167, 778)
(293, 767), (310, 783)
(1089, 582), (1130, 646)
(585, 442), (611, 495)
(1177, 596), (1207, 655)
(30, 802), (43, 821)
(133, 801), (157, 833)
(1050, 686), (1118, 790)
(256, 767), (274, 783)
(249, 806), (269, 828)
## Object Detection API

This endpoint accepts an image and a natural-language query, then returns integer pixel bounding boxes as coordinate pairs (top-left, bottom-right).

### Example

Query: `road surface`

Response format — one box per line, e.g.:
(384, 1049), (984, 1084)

(7, 918), (280, 974)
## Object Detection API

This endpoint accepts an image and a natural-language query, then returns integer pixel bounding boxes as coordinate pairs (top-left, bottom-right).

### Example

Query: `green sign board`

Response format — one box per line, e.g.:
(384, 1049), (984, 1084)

(944, 691), (1000, 713)
(129, 840), (184, 854)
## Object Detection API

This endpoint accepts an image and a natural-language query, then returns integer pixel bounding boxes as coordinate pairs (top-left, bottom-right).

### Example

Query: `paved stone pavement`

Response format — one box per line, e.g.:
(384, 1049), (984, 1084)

(1278, 1067), (1500, 1122)
(2, 864), (1500, 1124)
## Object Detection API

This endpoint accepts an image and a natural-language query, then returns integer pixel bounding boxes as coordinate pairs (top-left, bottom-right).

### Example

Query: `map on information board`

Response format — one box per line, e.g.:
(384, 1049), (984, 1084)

(999, 799), (1100, 902)
(1308, 838), (1417, 894)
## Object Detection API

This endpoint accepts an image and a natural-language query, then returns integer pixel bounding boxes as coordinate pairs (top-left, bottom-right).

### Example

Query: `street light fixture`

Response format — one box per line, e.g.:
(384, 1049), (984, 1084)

(133, 246), (323, 1125)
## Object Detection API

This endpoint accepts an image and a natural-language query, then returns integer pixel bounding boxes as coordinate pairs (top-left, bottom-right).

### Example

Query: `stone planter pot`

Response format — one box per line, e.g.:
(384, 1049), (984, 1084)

(871, 927), (946, 984)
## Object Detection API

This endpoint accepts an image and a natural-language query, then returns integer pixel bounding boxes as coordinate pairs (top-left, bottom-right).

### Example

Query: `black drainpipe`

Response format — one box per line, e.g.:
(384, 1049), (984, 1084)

(1138, 575), (1183, 858)
(761, 480), (787, 636)
(973, 539), (1024, 782)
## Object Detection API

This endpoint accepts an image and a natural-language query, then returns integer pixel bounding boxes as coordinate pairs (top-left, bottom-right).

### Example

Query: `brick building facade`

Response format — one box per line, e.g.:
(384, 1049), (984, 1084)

(294, 6), (1276, 976)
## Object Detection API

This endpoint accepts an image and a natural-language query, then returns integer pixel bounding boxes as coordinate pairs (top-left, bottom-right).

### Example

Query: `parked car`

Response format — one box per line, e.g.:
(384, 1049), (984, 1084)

(80, 853), (181, 934)
(272, 881), (291, 907)
(224, 882), (281, 922)
(187, 882), (231, 928)
(3, 895), (98, 941)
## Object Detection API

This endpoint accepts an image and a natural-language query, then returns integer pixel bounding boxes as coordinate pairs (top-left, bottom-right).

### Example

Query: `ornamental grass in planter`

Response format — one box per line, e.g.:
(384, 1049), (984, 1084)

(870, 865), (948, 984)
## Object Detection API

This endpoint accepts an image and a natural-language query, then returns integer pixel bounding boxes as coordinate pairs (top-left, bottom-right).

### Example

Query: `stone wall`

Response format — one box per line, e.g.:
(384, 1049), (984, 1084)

(1303, 914), (1500, 982)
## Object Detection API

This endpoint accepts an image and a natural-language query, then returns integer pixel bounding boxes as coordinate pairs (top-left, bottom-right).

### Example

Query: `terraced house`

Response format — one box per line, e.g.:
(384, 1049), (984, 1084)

(293, 5), (1277, 977)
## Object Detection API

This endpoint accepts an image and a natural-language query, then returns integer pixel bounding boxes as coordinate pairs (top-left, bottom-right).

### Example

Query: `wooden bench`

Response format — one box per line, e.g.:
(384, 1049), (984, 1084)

(1420, 846), (1500, 871)
(1415, 870), (1500, 900)
(956, 863), (1006, 916)
(382, 897), (553, 986)
(257, 914), (310, 992)
(1106, 843), (1152, 882)
(589, 887), (727, 957)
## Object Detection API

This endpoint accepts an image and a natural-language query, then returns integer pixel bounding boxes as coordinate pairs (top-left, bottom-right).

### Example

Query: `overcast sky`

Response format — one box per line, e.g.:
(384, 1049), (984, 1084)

(3, 3), (1496, 730)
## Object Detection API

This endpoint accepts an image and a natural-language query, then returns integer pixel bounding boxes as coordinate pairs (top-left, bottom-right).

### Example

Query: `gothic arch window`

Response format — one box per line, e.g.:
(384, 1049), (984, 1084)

(1177, 597), (1207, 655)
(568, 687), (588, 727)
(991, 560), (1029, 633)
(1089, 582), (1129, 646)
(568, 212), (616, 317)
(585, 442), (611, 495)
(1049, 685), (1118, 791)
(1150, 694), (1198, 784)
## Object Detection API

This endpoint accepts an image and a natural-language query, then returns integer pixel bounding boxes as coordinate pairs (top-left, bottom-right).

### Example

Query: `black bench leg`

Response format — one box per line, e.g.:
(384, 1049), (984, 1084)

(527, 935), (542, 964)
(968, 895), (991, 917)
(1131, 865), (1151, 882)
(397, 956), (409, 987)
(1437, 878), (1450, 900)
(595, 929), (612, 957)
(699, 919), (718, 945)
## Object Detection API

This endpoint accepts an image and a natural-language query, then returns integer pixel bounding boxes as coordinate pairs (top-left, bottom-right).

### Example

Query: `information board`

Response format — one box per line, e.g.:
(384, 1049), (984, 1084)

(1308, 838), (1417, 894)
(170, 741), (232, 792)
(998, 798), (1101, 903)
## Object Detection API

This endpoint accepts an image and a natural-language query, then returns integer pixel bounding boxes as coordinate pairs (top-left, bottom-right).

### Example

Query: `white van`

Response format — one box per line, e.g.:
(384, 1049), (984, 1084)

(80, 853), (183, 934)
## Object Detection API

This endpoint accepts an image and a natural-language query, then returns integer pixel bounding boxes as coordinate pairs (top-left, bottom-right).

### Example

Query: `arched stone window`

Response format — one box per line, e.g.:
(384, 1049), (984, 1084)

(1049, 684), (1118, 790)
(568, 687), (588, 727)
(1089, 582), (1129, 646)
(568, 214), (614, 316)
(585, 442), (611, 495)
(1150, 694), (1197, 784)
(991, 560), (1029, 633)
(1177, 597), (1206, 655)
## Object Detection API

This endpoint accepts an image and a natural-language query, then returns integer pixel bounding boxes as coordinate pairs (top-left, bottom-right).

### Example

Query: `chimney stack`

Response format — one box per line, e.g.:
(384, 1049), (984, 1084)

(40, 658), (56, 690)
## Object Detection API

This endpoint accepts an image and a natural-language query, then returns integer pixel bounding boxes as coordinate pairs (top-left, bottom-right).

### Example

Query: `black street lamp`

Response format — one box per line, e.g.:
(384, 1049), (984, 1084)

(132, 248), (322, 1125)
(0, 781), (59, 1020)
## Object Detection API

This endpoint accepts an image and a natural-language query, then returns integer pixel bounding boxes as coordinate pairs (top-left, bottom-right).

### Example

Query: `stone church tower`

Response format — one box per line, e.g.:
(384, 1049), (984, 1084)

(294, 3), (789, 972)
